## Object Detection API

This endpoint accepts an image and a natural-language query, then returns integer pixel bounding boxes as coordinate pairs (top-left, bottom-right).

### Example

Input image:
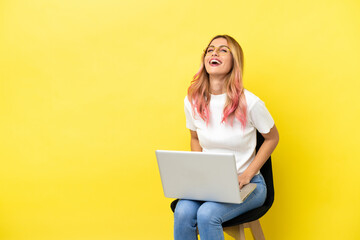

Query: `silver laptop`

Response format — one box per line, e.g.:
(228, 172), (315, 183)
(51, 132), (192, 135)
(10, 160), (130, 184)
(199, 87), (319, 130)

(155, 150), (256, 204)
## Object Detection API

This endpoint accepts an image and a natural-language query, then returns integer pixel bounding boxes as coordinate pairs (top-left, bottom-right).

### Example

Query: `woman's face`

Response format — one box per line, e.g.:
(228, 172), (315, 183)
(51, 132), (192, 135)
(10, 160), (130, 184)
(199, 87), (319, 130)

(204, 38), (233, 78)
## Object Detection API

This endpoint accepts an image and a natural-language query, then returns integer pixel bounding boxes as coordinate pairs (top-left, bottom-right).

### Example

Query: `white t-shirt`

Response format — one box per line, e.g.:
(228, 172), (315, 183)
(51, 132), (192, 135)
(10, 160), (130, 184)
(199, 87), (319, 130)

(184, 89), (275, 174)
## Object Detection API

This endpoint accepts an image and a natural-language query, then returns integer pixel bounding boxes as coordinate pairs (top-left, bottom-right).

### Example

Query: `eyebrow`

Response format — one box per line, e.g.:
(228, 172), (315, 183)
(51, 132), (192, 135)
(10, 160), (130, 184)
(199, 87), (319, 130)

(208, 45), (230, 48)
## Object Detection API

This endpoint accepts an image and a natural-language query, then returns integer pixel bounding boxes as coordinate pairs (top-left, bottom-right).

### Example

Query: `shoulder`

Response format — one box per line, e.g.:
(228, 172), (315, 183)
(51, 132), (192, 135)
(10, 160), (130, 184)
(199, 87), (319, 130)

(244, 89), (263, 109)
(184, 95), (190, 104)
(184, 95), (193, 108)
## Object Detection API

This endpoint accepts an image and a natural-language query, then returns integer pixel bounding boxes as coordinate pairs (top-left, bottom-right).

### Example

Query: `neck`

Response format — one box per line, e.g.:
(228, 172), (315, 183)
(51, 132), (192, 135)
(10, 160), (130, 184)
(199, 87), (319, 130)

(209, 75), (227, 95)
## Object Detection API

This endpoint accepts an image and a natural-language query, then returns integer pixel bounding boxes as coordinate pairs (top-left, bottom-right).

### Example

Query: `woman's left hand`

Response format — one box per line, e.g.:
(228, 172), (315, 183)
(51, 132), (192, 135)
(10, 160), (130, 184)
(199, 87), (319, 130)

(238, 173), (252, 189)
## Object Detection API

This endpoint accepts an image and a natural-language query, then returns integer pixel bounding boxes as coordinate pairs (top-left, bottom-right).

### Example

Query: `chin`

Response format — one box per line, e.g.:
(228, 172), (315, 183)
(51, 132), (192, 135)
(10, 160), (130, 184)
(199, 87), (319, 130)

(208, 71), (228, 76)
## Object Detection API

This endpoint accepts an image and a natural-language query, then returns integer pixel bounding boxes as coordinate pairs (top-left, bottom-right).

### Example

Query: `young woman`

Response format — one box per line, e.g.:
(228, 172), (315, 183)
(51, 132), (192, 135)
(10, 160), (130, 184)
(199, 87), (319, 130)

(174, 35), (279, 240)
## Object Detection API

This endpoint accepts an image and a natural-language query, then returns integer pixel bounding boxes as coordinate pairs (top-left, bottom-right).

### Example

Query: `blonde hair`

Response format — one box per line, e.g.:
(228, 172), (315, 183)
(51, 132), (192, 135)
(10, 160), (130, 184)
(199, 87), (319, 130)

(187, 35), (247, 128)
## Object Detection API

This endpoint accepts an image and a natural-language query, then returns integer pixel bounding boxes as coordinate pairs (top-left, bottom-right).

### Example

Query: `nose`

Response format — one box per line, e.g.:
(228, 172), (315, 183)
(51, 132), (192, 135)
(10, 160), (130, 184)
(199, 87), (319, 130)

(211, 50), (219, 57)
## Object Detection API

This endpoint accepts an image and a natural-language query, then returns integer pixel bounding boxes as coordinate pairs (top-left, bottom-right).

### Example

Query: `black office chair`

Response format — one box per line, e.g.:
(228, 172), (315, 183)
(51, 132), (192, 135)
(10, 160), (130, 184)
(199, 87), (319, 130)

(170, 131), (274, 240)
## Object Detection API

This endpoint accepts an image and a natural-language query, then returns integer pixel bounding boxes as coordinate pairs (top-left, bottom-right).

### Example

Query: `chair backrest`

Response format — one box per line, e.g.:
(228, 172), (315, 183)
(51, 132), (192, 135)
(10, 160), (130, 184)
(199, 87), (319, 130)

(256, 131), (274, 210)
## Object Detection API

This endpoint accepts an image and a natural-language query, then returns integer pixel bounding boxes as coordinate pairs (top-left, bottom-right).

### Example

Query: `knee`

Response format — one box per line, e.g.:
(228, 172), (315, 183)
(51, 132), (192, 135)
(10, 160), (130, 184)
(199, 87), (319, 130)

(174, 202), (197, 224)
(174, 206), (190, 223)
(197, 206), (221, 226)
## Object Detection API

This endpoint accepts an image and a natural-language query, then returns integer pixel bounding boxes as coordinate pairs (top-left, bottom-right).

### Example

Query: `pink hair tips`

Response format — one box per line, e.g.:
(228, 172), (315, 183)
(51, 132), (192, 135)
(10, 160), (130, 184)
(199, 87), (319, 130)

(221, 68), (247, 128)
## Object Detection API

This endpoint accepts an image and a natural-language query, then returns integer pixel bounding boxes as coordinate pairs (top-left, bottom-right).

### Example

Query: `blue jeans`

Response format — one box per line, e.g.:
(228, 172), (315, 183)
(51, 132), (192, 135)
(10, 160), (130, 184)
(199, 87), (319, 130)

(174, 174), (267, 240)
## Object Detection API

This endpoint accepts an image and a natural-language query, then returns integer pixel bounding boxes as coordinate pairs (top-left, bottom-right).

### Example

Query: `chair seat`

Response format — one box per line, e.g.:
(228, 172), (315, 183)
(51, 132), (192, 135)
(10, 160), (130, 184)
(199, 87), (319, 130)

(222, 205), (269, 227)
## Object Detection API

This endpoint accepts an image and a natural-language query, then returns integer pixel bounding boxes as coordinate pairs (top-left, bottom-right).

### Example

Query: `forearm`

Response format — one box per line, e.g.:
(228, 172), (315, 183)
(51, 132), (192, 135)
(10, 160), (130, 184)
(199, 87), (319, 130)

(191, 138), (202, 151)
(242, 125), (279, 179)
(243, 138), (278, 178)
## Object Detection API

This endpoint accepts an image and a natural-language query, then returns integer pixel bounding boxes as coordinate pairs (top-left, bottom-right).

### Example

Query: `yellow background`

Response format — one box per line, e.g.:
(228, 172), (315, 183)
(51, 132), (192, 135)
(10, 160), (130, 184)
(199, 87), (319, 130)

(1, 0), (359, 239)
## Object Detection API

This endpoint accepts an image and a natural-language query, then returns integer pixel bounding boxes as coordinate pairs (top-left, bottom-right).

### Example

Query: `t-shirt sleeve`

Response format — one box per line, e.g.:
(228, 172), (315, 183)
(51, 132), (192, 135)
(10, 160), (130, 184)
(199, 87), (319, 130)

(249, 99), (275, 134)
(184, 97), (196, 131)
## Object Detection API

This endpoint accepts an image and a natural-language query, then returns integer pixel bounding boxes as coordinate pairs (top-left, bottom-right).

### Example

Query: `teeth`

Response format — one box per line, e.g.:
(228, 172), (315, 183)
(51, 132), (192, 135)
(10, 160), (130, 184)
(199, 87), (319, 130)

(210, 59), (221, 64)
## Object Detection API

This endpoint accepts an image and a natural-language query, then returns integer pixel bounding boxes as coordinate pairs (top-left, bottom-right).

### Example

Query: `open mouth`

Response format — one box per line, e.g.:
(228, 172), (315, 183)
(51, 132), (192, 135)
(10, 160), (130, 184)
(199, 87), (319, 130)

(209, 58), (222, 66)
